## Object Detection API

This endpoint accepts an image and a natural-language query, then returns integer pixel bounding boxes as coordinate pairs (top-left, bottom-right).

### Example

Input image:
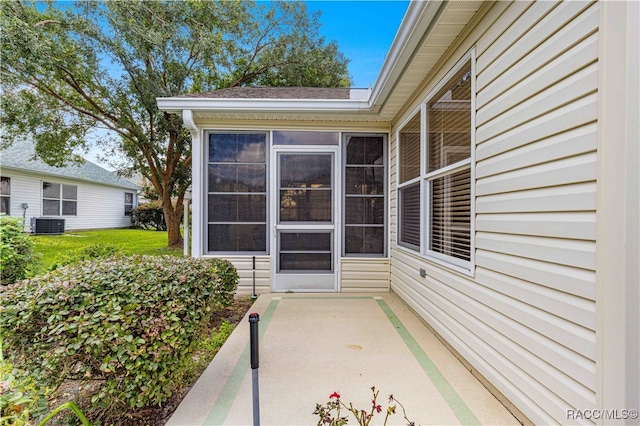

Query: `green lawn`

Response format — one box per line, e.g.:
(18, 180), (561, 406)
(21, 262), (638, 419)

(31, 228), (183, 272)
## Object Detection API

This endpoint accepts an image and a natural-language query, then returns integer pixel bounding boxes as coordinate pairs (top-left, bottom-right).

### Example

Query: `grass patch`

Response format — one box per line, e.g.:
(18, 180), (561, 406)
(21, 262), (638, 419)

(31, 228), (182, 272)
(187, 320), (235, 381)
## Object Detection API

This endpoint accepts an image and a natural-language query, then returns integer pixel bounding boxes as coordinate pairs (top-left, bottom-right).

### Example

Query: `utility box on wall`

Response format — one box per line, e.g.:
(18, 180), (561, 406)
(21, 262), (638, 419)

(31, 218), (65, 235)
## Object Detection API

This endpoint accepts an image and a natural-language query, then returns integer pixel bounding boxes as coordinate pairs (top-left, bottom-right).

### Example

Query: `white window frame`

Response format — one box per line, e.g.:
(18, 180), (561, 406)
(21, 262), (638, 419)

(396, 49), (476, 275)
(1, 176), (10, 216)
(124, 192), (134, 216)
(42, 182), (78, 217)
(397, 109), (422, 252)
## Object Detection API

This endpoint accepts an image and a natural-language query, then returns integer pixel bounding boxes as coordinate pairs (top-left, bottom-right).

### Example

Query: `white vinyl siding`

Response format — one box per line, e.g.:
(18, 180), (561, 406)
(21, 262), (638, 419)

(1, 169), (135, 230)
(203, 251), (391, 295)
(390, 1), (599, 424)
(340, 258), (390, 292)
(210, 256), (271, 295)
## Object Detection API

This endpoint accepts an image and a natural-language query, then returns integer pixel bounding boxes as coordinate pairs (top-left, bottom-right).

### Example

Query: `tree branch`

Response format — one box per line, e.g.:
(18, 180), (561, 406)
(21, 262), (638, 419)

(26, 78), (129, 140)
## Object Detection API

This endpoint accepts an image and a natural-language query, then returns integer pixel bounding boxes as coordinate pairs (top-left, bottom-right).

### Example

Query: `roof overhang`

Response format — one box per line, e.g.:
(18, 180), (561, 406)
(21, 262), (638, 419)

(157, 1), (484, 124)
(1, 165), (140, 190)
(157, 98), (372, 115)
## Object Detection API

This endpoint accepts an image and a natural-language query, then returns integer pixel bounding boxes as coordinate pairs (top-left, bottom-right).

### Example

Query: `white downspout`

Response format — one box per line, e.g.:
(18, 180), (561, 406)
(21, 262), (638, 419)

(183, 187), (191, 257)
(182, 110), (202, 258)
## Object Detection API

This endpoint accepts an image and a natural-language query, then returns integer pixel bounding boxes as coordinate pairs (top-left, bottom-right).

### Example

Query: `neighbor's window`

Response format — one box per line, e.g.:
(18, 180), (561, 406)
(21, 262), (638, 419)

(207, 132), (267, 253)
(397, 54), (473, 270)
(43, 182), (77, 216)
(343, 134), (386, 256)
(124, 192), (134, 216)
(1, 177), (10, 215)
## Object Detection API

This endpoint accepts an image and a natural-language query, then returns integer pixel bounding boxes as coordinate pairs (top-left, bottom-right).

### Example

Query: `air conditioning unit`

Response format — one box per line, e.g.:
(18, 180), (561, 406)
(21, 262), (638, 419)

(31, 218), (65, 235)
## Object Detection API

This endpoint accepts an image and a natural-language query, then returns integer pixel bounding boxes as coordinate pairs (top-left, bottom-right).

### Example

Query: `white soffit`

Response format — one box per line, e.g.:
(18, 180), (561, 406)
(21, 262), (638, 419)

(375, 0), (485, 121)
(156, 1), (483, 124)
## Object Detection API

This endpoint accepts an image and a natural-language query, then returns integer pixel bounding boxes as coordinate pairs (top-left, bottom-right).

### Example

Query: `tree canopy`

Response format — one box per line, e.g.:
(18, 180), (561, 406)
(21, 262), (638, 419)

(0, 0), (351, 246)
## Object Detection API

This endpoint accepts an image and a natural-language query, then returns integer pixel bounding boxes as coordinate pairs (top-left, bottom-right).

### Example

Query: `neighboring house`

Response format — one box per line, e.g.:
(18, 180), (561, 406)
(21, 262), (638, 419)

(1, 138), (140, 232)
(158, 1), (638, 425)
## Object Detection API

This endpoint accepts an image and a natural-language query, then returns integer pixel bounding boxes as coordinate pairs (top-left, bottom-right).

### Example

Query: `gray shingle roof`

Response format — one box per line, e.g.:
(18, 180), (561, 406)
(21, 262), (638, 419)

(0, 138), (140, 190)
(184, 86), (352, 99)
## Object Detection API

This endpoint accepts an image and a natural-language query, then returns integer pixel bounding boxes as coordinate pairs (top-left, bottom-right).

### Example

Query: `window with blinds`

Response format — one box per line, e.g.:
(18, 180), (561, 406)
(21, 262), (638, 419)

(399, 113), (421, 184)
(426, 63), (471, 264)
(398, 112), (422, 249)
(396, 53), (474, 271)
(400, 183), (420, 249)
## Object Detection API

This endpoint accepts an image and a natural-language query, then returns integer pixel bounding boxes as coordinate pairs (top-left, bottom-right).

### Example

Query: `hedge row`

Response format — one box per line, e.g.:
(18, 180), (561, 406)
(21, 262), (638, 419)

(130, 201), (166, 231)
(0, 254), (238, 422)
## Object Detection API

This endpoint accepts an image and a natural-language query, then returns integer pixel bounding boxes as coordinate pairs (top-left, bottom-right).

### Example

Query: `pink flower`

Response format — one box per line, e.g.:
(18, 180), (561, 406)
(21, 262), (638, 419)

(329, 392), (340, 399)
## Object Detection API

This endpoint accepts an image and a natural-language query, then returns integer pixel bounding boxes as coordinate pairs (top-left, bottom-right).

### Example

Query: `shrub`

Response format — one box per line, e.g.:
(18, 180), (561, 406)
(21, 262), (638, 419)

(49, 243), (120, 271)
(130, 201), (166, 231)
(0, 356), (50, 423)
(0, 216), (39, 285)
(0, 255), (238, 422)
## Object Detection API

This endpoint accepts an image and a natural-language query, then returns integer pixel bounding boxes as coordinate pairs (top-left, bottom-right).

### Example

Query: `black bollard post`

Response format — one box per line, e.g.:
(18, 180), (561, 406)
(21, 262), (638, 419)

(249, 312), (260, 426)
(251, 256), (257, 300)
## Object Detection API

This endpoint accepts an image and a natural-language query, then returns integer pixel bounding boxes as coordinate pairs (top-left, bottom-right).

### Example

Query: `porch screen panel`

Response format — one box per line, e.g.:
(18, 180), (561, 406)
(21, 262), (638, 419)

(279, 231), (332, 272)
(344, 135), (386, 255)
(279, 154), (332, 222)
(207, 132), (267, 252)
(273, 131), (339, 146)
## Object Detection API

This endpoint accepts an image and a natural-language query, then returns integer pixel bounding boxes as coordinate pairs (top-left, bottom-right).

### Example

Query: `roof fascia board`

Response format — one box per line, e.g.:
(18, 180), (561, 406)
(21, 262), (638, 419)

(157, 98), (372, 114)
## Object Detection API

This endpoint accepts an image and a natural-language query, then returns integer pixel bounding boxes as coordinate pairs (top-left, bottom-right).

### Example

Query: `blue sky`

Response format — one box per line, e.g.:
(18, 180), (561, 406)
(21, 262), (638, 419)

(307, 1), (410, 88)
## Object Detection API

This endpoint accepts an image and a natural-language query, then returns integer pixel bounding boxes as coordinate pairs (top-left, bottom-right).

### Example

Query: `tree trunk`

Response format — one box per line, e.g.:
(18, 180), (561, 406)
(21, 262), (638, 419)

(163, 200), (184, 248)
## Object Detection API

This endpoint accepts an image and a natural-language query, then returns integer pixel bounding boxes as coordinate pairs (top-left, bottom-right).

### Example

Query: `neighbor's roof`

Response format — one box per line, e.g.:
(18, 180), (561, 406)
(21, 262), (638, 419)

(0, 138), (140, 190)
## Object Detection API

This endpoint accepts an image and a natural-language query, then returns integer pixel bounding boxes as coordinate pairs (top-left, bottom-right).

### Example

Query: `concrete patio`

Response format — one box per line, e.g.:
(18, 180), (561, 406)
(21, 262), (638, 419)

(167, 293), (521, 425)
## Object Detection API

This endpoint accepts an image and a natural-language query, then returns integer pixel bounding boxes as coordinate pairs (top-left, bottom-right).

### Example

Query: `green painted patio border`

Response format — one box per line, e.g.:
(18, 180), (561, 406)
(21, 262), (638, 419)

(375, 297), (480, 425)
(204, 295), (480, 425)
(204, 298), (280, 425)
